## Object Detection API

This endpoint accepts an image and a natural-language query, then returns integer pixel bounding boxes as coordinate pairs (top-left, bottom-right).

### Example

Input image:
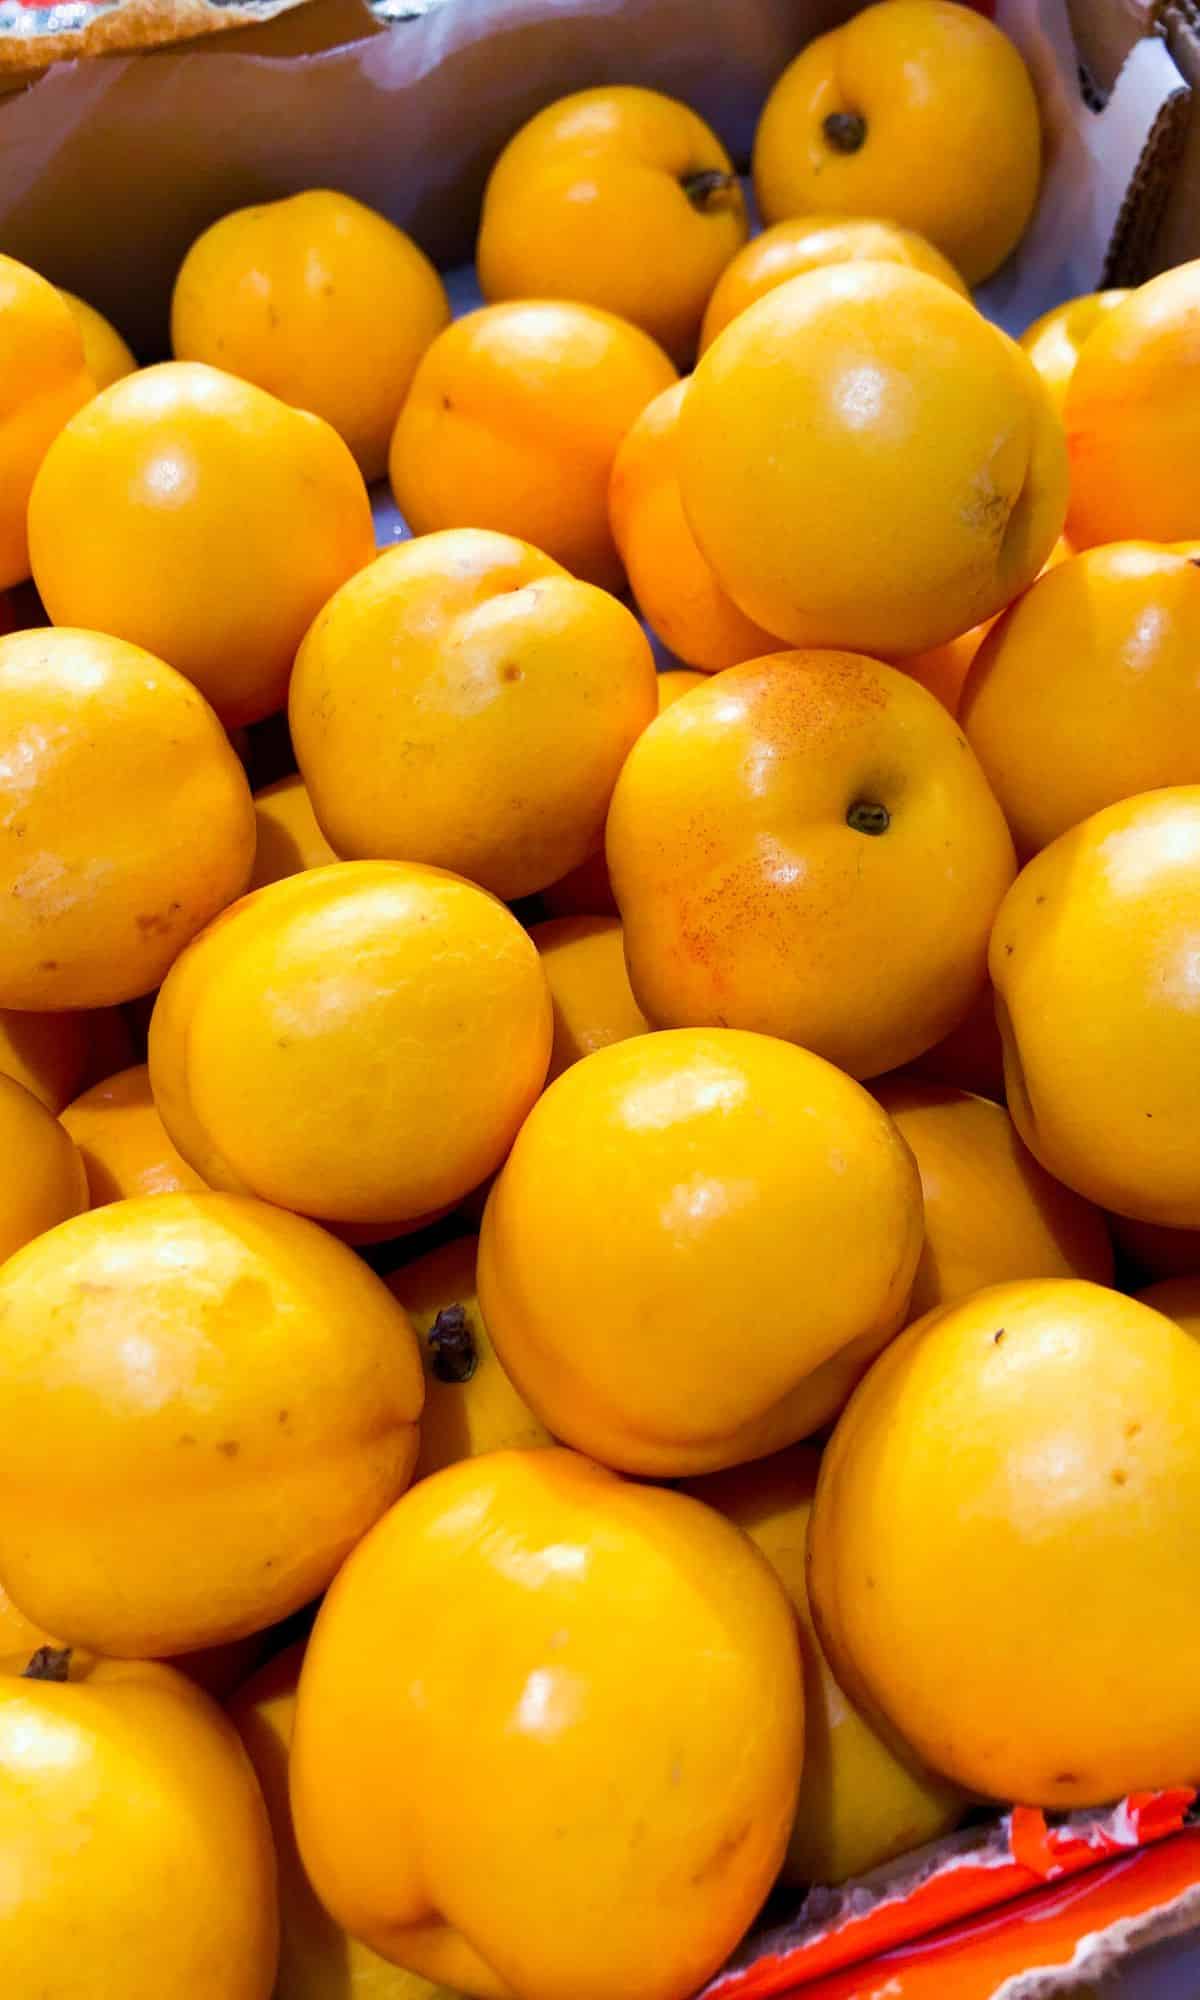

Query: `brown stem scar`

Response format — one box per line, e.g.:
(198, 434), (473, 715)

(429, 1304), (479, 1384)
(823, 111), (868, 153)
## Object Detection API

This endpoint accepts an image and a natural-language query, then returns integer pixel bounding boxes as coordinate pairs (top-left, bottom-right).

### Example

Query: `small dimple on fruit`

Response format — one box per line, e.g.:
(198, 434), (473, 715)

(846, 800), (890, 836)
(823, 111), (867, 154)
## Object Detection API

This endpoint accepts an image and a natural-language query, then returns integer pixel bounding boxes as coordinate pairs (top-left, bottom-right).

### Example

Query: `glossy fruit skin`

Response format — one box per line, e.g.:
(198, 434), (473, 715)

(1019, 289), (1129, 415)
(752, 1), (1041, 286)
(810, 1278), (1200, 1806)
(61, 1062), (206, 1204)
(172, 190), (449, 481)
(700, 216), (967, 351)
(686, 1446), (965, 1887)
(290, 529), (657, 901)
(58, 288), (137, 389)
(0, 1586), (268, 1707)
(291, 1448), (805, 2000)
(28, 361), (376, 726)
(477, 86), (747, 364)
(233, 1643), (458, 2000)
(963, 544), (1200, 855)
(388, 302), (677, 594)
(0, 1191), (423, 1656)
(0, 1072), (88, 1260)
(991, 788), (1200, 1226)
(1065, 263), (1200, 548)
(249, 773), (337, 891)
(149, 862), (552, 1228)
(608, 379), (780, 670)
(898, 531), (1071, 718)
(0, 1650), (278, 1998)
(0, 627), (255, 1010)
(529, 915), (650, 1082)
(0, 1005), (89, 1110)
(873, 1080), (1113, 1317)
(655, 667), (707, 707)
(387, 1235), (553, 1482)
(680, 264), (1066, 657)
(0, 254), (95, 588)
(478, 1027), (923, 1476)
(607, 651), (1016, 1079)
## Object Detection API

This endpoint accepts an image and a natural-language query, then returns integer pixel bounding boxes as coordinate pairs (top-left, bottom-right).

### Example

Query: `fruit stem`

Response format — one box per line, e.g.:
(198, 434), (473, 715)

(847, 800), (890, 836)
(22, 1646), (72, 1682)
(823, 111), (868, 154)
(681, 169), (739, 211)
(429, 1304), (478, 1384)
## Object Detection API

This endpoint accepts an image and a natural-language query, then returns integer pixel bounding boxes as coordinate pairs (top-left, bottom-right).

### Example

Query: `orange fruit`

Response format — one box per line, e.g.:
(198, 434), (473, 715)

(0, 1005), (89, 1111)
(149, 863), (552, 1228)
(291, 1449), (804, 2000)
(58, 288), (136, 390)
(608, 379), (781, 670)
(700, 216), (967, 351)
(387, 1235), (553, 1482)
(896, 534), (1073, 718)
(290, 529), (656, 900)
(0, 254), (95, 588)
(686, 1445), (966, 1886)
(28, 361), (375, 726)
(1020, 289), (1130, 415)
(655, 667), (707, 706)
(0, 1191), (423, 1656)
(0, 627), (254, 1010)
(172, 190), (450, 481)
(530, 915), (650, 1082)
(248, 772), (337, 891)
(607, 651), (1016, 1079)
(61, 1062), (207, 1205)
(478, 1028), (923, 1475)
(0, 1071), (88, 1260)
(810, 1278), (1200, 1805)
(477, 86), (748, 363)
(388, 301), (676, 593)
(753, 1), (1041, 285)
(962, 543), (1200, 854)
(0, 1650), (277, 1998)
(1065, 262), (1200, 548)
(873, 1079), (1113, 1316)
(680, 263), (1066, 656)
(991, 788), (1200, 1226)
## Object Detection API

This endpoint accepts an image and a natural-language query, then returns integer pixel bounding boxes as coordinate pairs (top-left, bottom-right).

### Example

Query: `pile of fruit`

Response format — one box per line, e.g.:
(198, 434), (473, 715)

(5, 2), (1200, 1995)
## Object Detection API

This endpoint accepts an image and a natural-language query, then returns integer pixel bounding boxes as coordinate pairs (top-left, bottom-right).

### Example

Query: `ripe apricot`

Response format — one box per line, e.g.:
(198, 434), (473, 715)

(0, 1651), (277, 1998)
(962, 544), (1200, 854)
(290, 529), (656, 900)
(608, 379), (780, 670)
(0, 628), (255, 1010)
(0, 254), (94, 588)
(991, 788), (1200, 1226)
(530, 915), (650, 1081)
(810, 1279), (1200, 1805)
(680, 264), (1066, 655)
(58, 288), (136, 389)
(61, 1063), (206, 1204)
(291, 1449), (804, 2000)
(172, 190), (450, 481)
(0, 1192), (423, 1656)
(873, 1080), (1113, 1315)
(249, 772), (336, 891)
(607, 652), (1015, 1078)
(149, 863), (552, 1228)
(1065, 262), (1200, 547)
(687, 1446), (966, 1886)
(700, 216), (967, 351)
(478, 1028), (923, 1475)
(477, 87), (747, 362)
(1020, 289), (1129, 415)
(753, 1), (1041, 285)
(0, 1005), (89, 1110)
(0, 1072), (88, 1260)
(387, 1235), (553, 1481)
(28, 361), (375, 725)
(388, 302), (676, 593)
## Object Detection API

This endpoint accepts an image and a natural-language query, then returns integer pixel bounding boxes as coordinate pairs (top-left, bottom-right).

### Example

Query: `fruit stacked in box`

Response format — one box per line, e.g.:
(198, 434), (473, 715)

(0, 4), (1198, 1996)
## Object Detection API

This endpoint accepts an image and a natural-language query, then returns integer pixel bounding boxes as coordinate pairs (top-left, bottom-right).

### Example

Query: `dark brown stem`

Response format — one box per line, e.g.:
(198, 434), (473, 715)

(823, 111), (868, 154)
(23, 1646), (72, 1682)
(847, 800), (890, 836)
(681, 169), (739, 211)
(428, 1305), (478, 1384)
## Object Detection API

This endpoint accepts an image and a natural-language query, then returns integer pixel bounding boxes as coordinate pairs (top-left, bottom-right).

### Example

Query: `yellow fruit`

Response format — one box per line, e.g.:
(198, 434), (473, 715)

(529, 915), (651, 1081)
(0, 1006), (89, 1111)
(58, 289), (137, 389)
(249, 774), (336, 891)
(0, 1071), (88, 1260)
(60, 1063), (207, 1204)
(0, 253), (95, 588)
(700, 216), (968, 351)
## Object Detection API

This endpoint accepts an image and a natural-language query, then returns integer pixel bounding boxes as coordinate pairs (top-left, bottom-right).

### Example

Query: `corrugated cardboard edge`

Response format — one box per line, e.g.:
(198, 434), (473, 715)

(1102, 66), (1191, 279)
(994, 1880), (1200, 1996)
(0, 0), (310, 74)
